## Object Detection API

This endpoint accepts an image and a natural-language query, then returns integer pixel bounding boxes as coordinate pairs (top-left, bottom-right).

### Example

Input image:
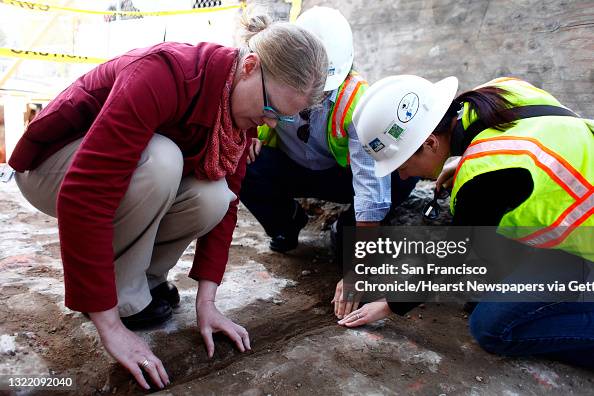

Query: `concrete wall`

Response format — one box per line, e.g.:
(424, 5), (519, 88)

(260, 0), (594, 117)
(246, 0), (292, 21)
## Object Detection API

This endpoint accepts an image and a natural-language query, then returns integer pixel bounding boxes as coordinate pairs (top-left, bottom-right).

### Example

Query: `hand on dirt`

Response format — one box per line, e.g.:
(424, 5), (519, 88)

(337, 298), (391, 328)
(91, 308), (169, 390)
(196, 300), (251, 358)
(332, 278), (362, 319)
(436, 155), (461, 191)
(247, 138), (262, 164)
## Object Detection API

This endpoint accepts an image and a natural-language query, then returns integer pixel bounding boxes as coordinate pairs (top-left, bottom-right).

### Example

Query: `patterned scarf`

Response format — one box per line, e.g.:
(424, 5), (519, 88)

(200, 58), (247, 180)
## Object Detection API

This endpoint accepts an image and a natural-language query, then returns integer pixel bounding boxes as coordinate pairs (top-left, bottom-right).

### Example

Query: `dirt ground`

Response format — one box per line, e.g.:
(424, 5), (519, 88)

(2, 179), (594, 396)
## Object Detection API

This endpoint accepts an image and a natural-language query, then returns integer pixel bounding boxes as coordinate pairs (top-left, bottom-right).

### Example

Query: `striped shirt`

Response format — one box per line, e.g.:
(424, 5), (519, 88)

(274, 91), (391, 221)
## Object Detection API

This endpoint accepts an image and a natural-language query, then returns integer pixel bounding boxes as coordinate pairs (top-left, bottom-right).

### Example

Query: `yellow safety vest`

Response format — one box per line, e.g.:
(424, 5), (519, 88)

(451, 78), (594, 260)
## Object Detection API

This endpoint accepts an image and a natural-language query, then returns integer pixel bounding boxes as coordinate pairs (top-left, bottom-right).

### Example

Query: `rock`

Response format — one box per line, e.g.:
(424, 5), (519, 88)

(301, 270), (311, 276)
(312, 308), (326, 315)
(296, 383), (302, 388)
(272, 298), (284, 305)
(476, 375), (484, 382)
(0, 334), (17, 355)
(418, 314), (423, 319)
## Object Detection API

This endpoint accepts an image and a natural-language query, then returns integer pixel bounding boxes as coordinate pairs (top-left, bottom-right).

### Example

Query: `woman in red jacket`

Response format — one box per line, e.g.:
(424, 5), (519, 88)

(8, 13), (327, 390)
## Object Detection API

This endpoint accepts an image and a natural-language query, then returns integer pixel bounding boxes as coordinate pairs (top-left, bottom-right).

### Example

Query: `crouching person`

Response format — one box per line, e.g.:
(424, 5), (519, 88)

(338, 75), (594, 369)
(8, 13), (327, 390)
(240, 8), (418, 322)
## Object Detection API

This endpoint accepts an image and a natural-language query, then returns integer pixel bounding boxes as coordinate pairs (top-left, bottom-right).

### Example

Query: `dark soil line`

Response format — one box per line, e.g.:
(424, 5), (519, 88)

(109, 308), (337, 395)
(110, 274), (339, 395)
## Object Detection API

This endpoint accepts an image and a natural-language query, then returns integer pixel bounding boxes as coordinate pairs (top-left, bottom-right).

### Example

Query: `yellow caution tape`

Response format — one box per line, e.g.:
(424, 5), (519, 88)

(0, 47), (106, 64)
(0, 89), (55, 101)
(0, 0), (242, 16)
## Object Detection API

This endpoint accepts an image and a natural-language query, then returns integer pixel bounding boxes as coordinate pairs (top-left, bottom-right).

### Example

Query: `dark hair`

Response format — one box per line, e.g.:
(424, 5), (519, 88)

(415, 85), (516, 155)
(454, 86), (517, 131)
(434, 86), (517, 137)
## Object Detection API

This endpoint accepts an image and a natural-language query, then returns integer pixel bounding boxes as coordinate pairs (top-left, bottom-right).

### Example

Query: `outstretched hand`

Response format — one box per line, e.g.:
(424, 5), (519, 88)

(247, 138), (262, 164)
(337, 298), (392, 328)
(332, 278), (363, 319)
(436, 156), (461, 192)
(91, 308), (169, 390)
(196, 300), (251, 358)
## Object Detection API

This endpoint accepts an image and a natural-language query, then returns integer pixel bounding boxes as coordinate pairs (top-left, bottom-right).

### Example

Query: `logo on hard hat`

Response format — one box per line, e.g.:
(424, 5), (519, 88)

(397, 92), (419, 123)
(386, 123), (405, 141)
(328, 64), (336, 76)
(368, 138), (385, 153)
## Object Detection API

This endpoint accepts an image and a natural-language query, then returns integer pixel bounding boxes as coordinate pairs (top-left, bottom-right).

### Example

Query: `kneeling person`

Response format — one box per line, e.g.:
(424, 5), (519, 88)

(240, 7), (417, 255)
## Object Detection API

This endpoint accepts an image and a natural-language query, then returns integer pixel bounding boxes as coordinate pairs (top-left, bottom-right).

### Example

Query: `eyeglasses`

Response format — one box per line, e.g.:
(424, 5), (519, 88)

(260, 65), (295, 123)
(297, 108), (310, 143)
(422, 188), (450, 221)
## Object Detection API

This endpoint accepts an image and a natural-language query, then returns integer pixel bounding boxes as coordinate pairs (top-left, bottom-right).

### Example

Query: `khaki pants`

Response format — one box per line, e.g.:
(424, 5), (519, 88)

(15, 134), (236, 316)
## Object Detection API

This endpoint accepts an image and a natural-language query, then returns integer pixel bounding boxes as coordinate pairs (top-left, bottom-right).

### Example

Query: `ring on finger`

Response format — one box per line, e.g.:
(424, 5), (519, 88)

(346, 291), (355, 301)
(139, 359), (151, 369)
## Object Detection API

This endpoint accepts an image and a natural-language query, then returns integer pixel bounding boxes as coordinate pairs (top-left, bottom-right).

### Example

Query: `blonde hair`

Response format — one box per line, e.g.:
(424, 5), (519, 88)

(239, 11), (328, 106)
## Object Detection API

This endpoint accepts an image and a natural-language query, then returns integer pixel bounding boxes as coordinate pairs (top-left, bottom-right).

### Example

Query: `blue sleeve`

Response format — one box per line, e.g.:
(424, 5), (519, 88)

(347, 122), (392, 221)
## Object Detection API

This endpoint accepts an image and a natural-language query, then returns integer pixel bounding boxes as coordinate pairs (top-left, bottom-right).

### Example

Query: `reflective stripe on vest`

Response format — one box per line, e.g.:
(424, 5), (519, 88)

(331, 73), (366, 139)
(457, 136), (594, 249)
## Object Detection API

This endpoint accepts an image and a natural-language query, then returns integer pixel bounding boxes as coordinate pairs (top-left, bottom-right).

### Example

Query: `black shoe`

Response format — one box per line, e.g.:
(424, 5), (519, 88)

(150, 281), (180, 308)
(121, 298), (172, 330)
(269, 204), (308, 253)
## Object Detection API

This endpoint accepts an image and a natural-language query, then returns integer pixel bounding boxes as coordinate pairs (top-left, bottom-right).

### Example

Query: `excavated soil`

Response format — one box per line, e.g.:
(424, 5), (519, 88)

(1, 180), (594, 395)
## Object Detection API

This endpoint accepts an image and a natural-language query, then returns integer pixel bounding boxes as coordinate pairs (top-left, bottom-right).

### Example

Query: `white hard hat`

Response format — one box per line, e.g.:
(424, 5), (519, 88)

(353, 75), (459, 177)
(295, 6), (354, 91)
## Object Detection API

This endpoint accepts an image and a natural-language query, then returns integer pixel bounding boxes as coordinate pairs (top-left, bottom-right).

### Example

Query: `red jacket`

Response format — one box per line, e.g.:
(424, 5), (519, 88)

(9, 42), (255, 313)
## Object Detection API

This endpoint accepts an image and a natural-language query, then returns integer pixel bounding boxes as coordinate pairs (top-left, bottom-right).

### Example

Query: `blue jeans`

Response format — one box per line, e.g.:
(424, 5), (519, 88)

(470, 301), (594, 368)
(469, 237), (594, 368)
